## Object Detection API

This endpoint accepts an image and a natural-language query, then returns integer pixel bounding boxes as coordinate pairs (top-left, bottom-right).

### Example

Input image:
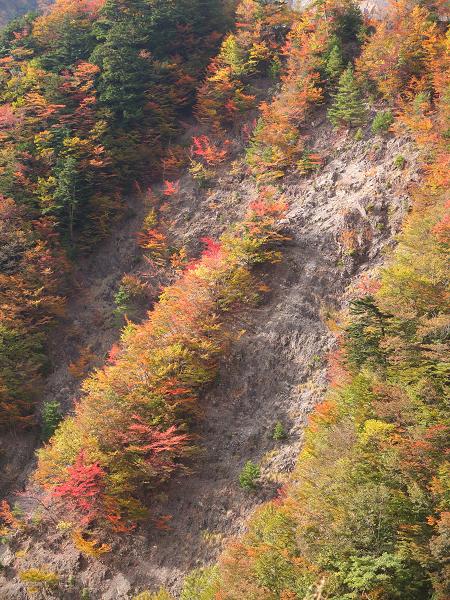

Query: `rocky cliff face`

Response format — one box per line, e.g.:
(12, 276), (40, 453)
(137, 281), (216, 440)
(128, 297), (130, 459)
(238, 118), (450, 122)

(0, 110), (421, 598)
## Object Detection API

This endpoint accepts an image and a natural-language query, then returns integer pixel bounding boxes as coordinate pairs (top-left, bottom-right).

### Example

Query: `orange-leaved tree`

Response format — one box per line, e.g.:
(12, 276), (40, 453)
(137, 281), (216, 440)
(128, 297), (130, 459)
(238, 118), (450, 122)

(195, 0), (293, 133)
(246, 0), (364, 180)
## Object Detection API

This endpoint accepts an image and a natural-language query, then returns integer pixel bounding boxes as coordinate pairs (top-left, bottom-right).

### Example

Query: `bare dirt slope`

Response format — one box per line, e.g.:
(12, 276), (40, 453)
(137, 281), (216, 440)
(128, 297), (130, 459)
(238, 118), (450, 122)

(0, 119), (420, 598)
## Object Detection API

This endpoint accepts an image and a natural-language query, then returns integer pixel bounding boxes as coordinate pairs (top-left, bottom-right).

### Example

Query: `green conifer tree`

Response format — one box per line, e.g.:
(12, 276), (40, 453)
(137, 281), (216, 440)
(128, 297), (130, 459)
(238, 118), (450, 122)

(328, 66), (366, 127)
(90, 0), (153, 122)
(325, 44), (344, 83)
(41, 400), (62, 441)
(54, 156), (80, 241)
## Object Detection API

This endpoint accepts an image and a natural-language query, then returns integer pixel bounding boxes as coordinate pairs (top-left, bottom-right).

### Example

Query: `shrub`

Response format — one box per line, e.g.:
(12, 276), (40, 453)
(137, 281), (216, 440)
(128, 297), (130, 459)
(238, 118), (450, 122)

(68, 346), (96, 379)
(114, 274), (150, 316)
(19, 568), (59, 592)
(191, 136), (228, 166)
(296, 151), (323, 175)
(354, 127), (364, 141)
(181, 566), (221, 600)
(239, 460), (261, 490)
(133, 592), (173, 600)
(0, 500), (23, 532)
(394, 154), (406, 169)
(56, 521), (73, 531)
(269, 57), (281, 80)
(273, 421), (287, 441)
(114, 286), (132, 315)
(72, 530), (111, 558)
(189, 160), (213, 187)
(371, 110), (394, 134)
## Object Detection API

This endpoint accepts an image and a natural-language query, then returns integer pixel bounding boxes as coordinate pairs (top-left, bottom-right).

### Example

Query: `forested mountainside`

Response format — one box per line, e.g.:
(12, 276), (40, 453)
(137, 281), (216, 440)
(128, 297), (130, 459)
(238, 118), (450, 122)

(0, 0), (47, 28)
(0, 0), (448, 598)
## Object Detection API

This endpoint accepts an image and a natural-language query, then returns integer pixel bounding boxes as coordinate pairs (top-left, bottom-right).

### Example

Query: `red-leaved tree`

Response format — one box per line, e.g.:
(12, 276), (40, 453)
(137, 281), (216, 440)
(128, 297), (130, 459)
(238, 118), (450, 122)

(52, 451), (106, 524)
(118, 417), (191, 481)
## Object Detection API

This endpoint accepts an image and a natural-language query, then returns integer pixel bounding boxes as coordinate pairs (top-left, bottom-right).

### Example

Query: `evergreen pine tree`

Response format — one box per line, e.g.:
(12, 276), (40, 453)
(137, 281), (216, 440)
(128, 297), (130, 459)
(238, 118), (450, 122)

(325, 44), (344, 83)
(239, 461), (260, 490)
(327, 65), (366, 127)
(41, 400), (62, 441)
(54, 156), (80, 241)
(90, 0), (153, 122)
(146, 0), (226, 66)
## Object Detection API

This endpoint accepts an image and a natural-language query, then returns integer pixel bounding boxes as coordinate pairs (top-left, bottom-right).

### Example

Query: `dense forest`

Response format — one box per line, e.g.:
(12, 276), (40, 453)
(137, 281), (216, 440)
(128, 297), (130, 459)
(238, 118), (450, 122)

(0, 0), (231, 430)
(0, 0), (448, 598)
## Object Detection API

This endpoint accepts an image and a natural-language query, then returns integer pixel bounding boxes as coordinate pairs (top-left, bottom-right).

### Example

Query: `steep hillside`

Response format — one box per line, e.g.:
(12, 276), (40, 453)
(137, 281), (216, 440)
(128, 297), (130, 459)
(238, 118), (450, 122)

(0, 0), (230, 493)
(0, 193), (150, 496)
(0, 108), (422, 600)
(0, 0), (448, 599)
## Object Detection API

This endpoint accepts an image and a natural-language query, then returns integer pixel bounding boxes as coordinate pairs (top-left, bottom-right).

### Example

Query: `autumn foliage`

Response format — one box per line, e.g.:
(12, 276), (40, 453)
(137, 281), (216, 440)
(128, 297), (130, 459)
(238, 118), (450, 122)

(244, 0), (365, 180)
(0, 196), (67, 428)
(191, 136), (229, 165)
(195, 0), (293, 133)
(52, 451), (107, 524)
(1, 1), (448, 595)
(0, 0), (229, 428)
(185, 2), (449, 599)
(36, 190), (287, 525)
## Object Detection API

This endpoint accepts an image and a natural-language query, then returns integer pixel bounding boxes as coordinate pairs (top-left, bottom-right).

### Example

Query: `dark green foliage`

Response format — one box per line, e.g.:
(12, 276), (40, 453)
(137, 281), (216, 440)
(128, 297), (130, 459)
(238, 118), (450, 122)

(53, 156), (80, 243)
(328, 66), (366, 127)
(239, 460), (261, 490)
(331, 1), (364, 44)
(37, 14), (97, 72)
(90, 0), (153, 123)
(325, 43), (344, 83)
(372, 109), (394, 134)
(0, 12), (37, 57)
(90, 0), (227, 124)
(272, 420), (287, 440)
(0, 326), (44, 427)
(145, 0), (226, 65)
(345, 296), (391, 370)
(41, 400), (62, 441)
